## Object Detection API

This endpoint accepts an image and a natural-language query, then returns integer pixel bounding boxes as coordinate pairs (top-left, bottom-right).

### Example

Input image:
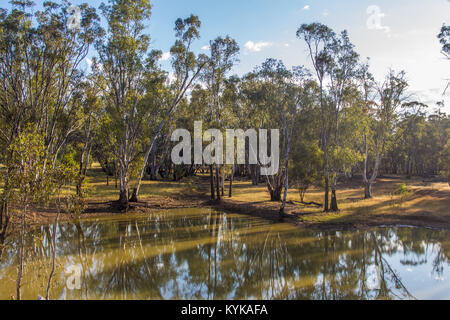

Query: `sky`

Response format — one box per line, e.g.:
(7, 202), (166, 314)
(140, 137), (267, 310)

(5, 0), (450, 113)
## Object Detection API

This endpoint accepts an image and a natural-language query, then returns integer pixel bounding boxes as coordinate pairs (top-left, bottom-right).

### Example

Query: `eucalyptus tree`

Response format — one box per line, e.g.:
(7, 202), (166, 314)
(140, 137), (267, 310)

(238, 72), (267, 185)
(72, 79), (103, 196)
(439, 24), (450, 59)
(94, 0), (153, 207)
(438, 1), (449, 92)
(221, 76), (242, 197)
(0, 0), (100, 256)
(297, 23), (335, 212)
(279, 66), (312, 216)
(129, 15), (209, 203)
(438, 23), (450, 93)
(7, 128), (76, 299)
(356, 61), (378, 198)
(289, 80), (323, 203)
(362, 70), (408, 198)
(326, 30), (360, 211)
(384, 106), (449, 179)
(398, 101), (428, 179)
(250, 58), (304, 212)
(253, 59), (291, 203)
(201, 36), (240, 201)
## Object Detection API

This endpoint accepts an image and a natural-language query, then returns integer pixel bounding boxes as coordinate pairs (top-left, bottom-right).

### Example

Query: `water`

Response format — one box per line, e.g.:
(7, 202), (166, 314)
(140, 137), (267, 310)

(0, 208), (449, 300)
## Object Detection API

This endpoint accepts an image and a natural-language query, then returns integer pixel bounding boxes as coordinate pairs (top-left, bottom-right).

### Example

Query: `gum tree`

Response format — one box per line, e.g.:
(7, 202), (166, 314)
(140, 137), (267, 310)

(95, 0), (154, 208)
(326, 30), (360, 211)
(362, 70), (409, 198)
(201, 36), (240, 202)
(7, 129), (75, 300)
(129, 15), (208, 203)
(0, 0), (100, 257)
(297, 23), (335, 212)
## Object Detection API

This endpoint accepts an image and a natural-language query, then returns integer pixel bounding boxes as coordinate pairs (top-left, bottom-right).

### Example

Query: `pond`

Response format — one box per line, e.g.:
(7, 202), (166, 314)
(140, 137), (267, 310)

(0, 208), (449, 300)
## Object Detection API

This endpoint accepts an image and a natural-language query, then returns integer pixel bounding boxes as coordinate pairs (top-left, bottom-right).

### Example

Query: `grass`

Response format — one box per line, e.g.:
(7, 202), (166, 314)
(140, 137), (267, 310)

(81, 162), (450, 229)
(4, 162), (450, 229)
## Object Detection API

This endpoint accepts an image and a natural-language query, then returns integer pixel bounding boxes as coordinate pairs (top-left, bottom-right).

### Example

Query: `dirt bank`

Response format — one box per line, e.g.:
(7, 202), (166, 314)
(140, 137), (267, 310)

(4, 175), (449, 233)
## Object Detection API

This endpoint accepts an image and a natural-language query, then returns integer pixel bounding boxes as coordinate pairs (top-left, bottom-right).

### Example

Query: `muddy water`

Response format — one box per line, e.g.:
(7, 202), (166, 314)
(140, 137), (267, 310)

(0, 208), (449, 300)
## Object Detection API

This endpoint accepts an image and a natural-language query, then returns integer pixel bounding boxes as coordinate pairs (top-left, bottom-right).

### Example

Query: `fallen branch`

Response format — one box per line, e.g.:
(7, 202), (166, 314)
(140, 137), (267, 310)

(299, 201), (322, 207)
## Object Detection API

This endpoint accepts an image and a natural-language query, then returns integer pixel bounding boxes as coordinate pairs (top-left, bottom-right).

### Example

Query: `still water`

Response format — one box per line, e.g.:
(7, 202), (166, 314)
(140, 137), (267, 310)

(0, 208), (449, 300)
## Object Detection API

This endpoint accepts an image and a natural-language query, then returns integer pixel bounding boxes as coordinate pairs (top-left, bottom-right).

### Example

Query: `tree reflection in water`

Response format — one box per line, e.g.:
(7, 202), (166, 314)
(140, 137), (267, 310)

(0, 209), (449, 300)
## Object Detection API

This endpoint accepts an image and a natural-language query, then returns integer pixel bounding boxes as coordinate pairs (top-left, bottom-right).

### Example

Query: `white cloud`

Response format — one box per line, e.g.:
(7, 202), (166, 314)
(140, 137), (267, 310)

(244, 41), (273, 52)
(160, 52), (171, 61)
(201, 45), (211, 51)
(322, 10), (329, 17)
(85, 57), (103, 72)
(302, 5), (310, 11)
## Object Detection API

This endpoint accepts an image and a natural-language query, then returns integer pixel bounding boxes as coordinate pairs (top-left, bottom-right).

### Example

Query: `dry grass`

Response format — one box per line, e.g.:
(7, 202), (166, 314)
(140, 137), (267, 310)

(81, 164), (450, 229)
(194, 175), (450, 229)
(5, 162), (450, 229)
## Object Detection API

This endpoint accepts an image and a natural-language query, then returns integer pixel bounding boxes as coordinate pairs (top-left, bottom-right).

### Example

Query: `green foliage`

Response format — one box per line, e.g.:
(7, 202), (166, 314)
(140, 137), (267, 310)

(7, 128), (76, 206)
(394, 183), (411, 196)
(438, 24), (450, 58)
(290, 142), (323, 201)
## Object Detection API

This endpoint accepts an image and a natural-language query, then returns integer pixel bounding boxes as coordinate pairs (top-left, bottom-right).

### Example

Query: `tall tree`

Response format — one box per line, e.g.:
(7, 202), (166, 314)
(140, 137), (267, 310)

(438, 0), (449, 92)
(129, 15), (208, 202)
(362, 70), (408, 198)
(297, 23), (335, 212)
(0, 0), (99, 258)
(95, 0), (154, 208)
(201, 36), (239, 201)
(326, 30), (360, 211)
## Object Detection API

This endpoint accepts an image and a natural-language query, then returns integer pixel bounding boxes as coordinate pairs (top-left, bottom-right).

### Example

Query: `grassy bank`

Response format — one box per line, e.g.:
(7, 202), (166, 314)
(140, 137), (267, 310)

(16, 163), (448, 231)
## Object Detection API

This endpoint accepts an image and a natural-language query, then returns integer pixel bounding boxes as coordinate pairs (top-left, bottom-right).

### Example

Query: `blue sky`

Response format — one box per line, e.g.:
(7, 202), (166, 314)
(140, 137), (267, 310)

(5, 0), (450, 112)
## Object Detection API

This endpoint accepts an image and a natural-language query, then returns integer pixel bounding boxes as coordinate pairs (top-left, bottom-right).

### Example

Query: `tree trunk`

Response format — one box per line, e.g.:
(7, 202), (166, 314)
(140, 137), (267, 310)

(279, 168), (289, 219)
(130, 138), (158, 203)
(250, 164), (259, 185)
(364, 181), (373, 199)
(129, 187), (138, 203)
(324, 152), (329, 212)
(229, 165), (234, 198)
(118, 164), (129, 209)
(330, 176), (339, 212)
(210, 165), (215, 200)
(280, 117), (291, 219)
(363, 134), (379, 200)
(407, 157), (413, 179)
(215, 164), (221, 202)
(330, 189), (338, 211)
(221, 170), (225, 197)
(119, 188), (129, 208)
(268, 180), (283, 202)
(320, 80), (329, 213)
(0, 200), (9, 263)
